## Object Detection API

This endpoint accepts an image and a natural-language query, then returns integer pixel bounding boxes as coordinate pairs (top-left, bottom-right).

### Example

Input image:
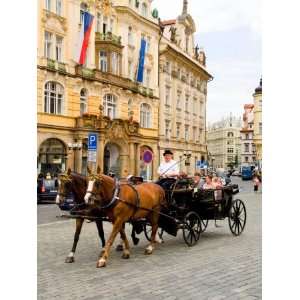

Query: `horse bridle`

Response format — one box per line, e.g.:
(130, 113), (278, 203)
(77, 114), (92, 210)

(86, 174), (104, 202)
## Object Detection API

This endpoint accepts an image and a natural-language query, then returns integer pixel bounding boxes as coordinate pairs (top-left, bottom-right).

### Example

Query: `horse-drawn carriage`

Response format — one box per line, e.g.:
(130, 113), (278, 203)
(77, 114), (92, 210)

(143, 177), (246, 246)
(56, 169), (246, 267)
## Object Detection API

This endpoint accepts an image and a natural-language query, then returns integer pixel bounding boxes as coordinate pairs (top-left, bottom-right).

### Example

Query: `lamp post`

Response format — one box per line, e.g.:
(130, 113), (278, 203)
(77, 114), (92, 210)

(68, 142), (82, 172)
(183, 150), (192, 175)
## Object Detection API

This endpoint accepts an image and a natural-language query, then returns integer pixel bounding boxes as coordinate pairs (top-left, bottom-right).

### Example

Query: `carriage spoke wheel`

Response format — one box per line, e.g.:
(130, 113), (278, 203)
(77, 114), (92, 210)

(182, 211), (201, 247)
(228, 199), (247, 236)
(143, 224), (164, 242)
(200, 219), (208, 233)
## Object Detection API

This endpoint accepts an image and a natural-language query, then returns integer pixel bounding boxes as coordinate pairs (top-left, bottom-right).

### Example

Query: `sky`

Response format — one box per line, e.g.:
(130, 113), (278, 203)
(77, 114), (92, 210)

(152, 0), (262, 123)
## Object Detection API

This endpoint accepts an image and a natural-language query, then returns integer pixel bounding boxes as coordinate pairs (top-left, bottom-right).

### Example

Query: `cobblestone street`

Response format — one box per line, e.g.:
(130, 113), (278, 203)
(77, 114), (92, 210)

(38, 180), (261, 300)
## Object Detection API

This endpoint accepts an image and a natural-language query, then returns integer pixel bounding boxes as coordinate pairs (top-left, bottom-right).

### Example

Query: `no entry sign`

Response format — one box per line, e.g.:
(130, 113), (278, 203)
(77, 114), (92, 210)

(143, 150), (153, 164)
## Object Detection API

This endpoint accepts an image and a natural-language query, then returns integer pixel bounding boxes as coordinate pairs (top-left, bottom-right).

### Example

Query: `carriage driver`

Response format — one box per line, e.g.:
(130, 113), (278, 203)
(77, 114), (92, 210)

(157, 149), (180, 178)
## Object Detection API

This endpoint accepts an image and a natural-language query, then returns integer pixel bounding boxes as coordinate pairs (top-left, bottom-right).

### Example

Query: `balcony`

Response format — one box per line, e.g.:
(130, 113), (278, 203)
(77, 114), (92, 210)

(75, 65), (95, 79)
(95, 32), (122, 46)
(46, 59), (68, 74)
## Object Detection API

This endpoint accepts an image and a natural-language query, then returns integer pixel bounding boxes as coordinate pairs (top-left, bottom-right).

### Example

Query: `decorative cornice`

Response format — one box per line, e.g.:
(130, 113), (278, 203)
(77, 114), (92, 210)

(41, 9), (67, 32)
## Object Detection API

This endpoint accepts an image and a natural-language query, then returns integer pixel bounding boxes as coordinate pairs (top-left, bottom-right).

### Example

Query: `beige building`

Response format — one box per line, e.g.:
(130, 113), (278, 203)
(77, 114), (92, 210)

(158, 0), (213, 175)
(37, 0), (162, 180)
(240, 104), (256, 166)
(253, 78), (262, 169)
(207, 115), (242, 169)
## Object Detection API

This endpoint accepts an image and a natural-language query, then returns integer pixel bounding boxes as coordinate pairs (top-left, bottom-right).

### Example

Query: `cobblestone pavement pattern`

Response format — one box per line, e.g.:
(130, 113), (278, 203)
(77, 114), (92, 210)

(38, 181), (261, 300)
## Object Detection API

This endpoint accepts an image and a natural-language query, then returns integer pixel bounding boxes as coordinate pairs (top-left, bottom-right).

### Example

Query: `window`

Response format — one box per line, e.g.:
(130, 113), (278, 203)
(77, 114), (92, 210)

(245, 156), (249, 162)
(103, 16), (108, 34)
(259, 122), (262, 135)
(176, 91), (181, 109)
(111, 52), (120, 75)
(44, 31), (52, 58)
(176, 123), (181, 139)
(140, 103), (151, 128)
(99, 50), (107, 72)
(165, 86), (170, 106)
(96, 13), (101, 32)
(193, 127), (197, 141)
(128, 27), (134, 45)
(141, 3), (148, 17)
(245, 133), (249, 140)
(103, 94), (117, 119)
(165, 61), (170, 74)
(80, 3), (88, 24)
(245, 143), (249, 153)
(56, 0), (62, 15)
(227, 148), (234, 153)
(55, 36), (63, 61)
(199, 128), (203, 142)
(45, 0), (51, 11)
(165, 120), (171, 139)
(184, 125), (189, 141)
(44, 82), (64, 115)
(80, 89), (87, 116)
(227, 132), (234, 138)
(193, 98), (197, 113)
(110, 19), (114, 33)
(185, 95), (189, 112)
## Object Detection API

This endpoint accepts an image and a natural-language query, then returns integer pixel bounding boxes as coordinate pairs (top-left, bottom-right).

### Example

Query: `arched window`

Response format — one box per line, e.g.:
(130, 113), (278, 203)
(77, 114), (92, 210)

(44, 81), (64, 115)
(103, 94), (117, 119)
(140, 103), (151, 128)
(141, 3), (148, 17)
(80, 2), (88, 24)
(80, 88), (88, 116)
(228, 132), (234, 138)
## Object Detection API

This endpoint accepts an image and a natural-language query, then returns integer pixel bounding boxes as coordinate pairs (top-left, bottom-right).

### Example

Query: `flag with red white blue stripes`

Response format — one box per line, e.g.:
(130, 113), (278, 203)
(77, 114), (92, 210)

(78, 11), (94, 65)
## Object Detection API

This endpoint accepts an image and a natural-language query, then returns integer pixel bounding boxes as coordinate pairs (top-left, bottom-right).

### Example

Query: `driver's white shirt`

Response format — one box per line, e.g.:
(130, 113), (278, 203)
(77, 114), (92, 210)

(158, 159), (179, 176)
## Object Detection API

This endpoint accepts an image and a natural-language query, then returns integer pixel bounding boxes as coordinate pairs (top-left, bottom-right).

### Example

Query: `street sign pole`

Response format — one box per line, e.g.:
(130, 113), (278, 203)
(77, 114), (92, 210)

(88, 133), (98, 173)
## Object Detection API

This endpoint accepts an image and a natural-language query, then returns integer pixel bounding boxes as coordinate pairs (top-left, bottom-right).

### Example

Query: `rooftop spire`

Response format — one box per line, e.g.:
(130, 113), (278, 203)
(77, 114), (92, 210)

(182, 0), (188, 15)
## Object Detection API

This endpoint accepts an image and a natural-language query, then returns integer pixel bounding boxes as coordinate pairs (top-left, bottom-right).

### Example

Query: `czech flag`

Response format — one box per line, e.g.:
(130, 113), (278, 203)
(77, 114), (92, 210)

(78, 11), (94, 65)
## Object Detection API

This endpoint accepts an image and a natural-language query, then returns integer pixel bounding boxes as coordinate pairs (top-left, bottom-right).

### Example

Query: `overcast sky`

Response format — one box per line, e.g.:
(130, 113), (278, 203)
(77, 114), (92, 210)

(152, 0), (262, 123)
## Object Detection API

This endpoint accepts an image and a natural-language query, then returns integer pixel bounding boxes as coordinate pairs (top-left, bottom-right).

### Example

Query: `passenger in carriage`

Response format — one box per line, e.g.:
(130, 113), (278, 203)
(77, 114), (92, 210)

(212, 176), (223, 188)
(203, 175), (214, 189)
(193, 172), (205, 189)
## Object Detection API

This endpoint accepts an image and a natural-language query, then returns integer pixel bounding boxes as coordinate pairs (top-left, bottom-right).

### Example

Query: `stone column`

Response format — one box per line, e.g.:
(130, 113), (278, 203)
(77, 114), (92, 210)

(119, 154), (129, 178)
(129, 142), (135, 175)
(135, 143), (140, 176)
(96, 137), (105, 174)
(76, 148), (83, 173)
(66, 150), (74, 171)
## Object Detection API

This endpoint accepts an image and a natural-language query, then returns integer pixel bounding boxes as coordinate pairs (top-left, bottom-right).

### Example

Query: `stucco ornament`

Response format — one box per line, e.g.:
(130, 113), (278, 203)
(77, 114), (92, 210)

(101, 0), (112, 16)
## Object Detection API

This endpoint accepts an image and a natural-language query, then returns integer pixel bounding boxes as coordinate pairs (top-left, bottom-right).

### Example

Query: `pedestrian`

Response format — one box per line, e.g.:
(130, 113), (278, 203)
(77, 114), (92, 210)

(253, 175), (260, 192)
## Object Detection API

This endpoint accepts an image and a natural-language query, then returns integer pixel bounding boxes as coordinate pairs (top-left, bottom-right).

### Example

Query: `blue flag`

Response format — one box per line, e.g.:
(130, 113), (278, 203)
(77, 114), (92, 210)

(137, 39), (147, 83)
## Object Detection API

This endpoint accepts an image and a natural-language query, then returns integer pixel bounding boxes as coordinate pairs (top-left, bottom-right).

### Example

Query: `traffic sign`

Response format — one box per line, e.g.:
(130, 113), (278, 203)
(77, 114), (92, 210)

(196, 160), (208, 169)
(143, 150), (153, 164)
(88, 133), (97, 151)
(88, 151), (97, 163)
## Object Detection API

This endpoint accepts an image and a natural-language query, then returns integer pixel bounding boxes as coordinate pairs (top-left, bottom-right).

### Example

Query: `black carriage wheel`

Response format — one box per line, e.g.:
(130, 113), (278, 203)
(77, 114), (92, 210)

(200, 219), (208, 233)
(182, 211), (201, 247)
(228, 199), (247, 236)
(143, 224), (164, 242)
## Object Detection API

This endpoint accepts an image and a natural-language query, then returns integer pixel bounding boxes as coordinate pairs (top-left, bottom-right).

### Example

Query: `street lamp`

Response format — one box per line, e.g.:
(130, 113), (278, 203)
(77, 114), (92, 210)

(183, 150), (192, 166)
(68, 141), (82, 172)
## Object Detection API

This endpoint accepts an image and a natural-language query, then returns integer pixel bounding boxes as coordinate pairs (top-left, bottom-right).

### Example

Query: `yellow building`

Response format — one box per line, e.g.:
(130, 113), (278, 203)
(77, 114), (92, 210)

(253, 78), (262, 169)
(37, 0), (161, 179)
(158, 0), (213, 175)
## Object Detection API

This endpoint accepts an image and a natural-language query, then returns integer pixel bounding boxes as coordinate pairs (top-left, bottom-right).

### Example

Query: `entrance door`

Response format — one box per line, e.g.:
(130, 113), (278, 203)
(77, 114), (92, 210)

(103, 143), (120, 177)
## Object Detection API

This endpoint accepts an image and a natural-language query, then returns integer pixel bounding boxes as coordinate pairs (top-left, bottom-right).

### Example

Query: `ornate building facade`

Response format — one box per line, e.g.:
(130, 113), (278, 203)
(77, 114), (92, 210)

(240, 104), (256, 166)
(158, 0), (212, 174)
(207, 115), (242, 169)
(37, 0), (161, 179)
(253, 79), (262, 170)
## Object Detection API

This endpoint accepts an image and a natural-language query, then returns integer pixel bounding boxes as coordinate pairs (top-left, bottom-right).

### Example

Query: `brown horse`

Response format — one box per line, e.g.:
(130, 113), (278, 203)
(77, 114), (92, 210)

(84, 167), (166, 268)
(56, 169), (106, 263)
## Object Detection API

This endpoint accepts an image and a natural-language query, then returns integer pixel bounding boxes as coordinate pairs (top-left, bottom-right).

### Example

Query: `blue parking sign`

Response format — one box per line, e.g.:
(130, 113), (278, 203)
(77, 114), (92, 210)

(88, 133), (97, 151)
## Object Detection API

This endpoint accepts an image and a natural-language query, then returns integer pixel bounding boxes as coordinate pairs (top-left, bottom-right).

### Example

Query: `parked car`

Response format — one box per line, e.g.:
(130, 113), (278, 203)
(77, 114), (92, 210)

(37, 178), (58, 203)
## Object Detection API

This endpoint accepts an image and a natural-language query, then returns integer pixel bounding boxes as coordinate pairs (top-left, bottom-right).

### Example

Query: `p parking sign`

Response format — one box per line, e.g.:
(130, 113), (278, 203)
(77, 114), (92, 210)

(88, 133), (97, 151)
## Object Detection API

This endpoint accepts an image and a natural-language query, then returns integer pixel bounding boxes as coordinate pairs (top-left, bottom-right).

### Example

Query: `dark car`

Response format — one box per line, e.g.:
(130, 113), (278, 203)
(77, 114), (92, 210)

(37, 178), (58, 203)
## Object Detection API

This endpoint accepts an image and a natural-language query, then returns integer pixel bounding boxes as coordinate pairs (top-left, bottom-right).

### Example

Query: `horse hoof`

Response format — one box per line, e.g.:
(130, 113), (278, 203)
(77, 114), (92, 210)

(96, 259), (106, 268)
(65, 257), (75, 263)
(122, 253), (130, 259)
(116, 244), (123, 251)
(144, 249), (153, 255)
